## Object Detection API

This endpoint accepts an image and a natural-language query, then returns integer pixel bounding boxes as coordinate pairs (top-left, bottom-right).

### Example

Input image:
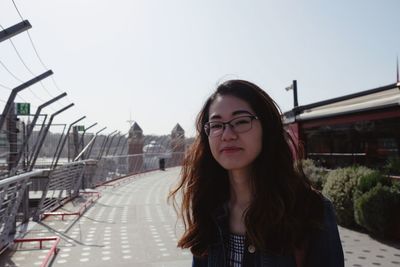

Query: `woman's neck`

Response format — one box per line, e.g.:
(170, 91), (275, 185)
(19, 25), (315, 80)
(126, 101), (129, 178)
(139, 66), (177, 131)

(228, 169), (252, 208)
(227, 169), (252, 235)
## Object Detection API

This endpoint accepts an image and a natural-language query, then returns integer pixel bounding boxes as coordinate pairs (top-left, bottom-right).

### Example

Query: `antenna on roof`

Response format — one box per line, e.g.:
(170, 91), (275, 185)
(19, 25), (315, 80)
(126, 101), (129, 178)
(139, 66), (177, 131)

(127, 111), (135, 127)
(397, 55), (399, 83)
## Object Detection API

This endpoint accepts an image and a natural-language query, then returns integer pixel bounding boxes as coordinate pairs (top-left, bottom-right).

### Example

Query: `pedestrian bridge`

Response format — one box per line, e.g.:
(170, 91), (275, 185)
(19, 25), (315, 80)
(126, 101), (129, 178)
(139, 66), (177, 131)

(1, 163), (400, 267)
(0, 166), (192, 267)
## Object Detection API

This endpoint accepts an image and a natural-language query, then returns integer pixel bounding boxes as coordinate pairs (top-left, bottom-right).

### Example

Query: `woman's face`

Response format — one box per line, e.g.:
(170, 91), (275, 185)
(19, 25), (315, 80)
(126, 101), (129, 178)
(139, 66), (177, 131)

(207, 94), (263, 173)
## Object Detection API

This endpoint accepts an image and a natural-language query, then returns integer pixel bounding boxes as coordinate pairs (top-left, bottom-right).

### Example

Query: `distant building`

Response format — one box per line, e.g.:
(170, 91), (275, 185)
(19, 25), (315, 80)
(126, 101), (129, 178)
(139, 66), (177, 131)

(170, 123), (185, 167)
(127, 122), (144, 173)
(284, 82), (400, 168)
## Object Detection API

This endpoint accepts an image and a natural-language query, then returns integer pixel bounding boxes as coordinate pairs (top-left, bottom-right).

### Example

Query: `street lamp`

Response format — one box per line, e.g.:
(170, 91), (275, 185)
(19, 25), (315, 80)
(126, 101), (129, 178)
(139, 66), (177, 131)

(285, 80), (299, 108)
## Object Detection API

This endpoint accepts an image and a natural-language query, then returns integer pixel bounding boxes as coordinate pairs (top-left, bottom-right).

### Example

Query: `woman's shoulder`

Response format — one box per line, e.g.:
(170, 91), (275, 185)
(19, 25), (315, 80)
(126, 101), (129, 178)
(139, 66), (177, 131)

(306, 195), (345, 266)
(321, 196), (337, 221)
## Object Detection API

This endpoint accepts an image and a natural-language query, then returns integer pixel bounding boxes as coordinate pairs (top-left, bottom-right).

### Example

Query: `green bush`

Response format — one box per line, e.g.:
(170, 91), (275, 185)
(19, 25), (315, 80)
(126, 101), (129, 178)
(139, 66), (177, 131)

(354, 171), (391, 226)
(322, 166), (374, 227)
(302, 159), (328, 190)
(356, 171), (391, 195)
(384, 157), (400, 176)
(353, 183), (400, 238)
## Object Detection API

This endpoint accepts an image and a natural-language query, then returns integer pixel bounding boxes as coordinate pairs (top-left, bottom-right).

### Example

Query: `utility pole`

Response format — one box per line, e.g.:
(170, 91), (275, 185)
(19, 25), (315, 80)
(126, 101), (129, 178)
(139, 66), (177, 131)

(285, 80), (299, 108)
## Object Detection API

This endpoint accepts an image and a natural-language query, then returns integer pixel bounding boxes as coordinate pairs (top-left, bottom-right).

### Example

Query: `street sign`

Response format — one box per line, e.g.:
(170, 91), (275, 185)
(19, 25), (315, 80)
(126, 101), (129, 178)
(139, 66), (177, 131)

(15, 103), (30, 115)
(77, 125), (85, 131)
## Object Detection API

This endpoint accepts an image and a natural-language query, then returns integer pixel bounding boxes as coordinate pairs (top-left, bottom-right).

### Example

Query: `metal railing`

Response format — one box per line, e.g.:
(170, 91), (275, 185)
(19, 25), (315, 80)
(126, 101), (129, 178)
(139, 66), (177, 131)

(92, 152), (185, 186)
(0, 170), (46, 251)
(33, 161), (86, 221)
(0, 150), (185, 252)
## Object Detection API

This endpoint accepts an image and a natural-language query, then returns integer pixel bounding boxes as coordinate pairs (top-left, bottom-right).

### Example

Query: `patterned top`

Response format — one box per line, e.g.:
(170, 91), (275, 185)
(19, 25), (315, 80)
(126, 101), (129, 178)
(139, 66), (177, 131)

(227, 233), (246, 267)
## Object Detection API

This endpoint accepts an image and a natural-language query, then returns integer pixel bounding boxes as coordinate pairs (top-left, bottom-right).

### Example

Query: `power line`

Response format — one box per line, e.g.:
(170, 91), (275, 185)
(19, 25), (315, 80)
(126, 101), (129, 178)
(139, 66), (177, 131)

(0, 24), (47, 102)
(0, 53), (45, 102)
(0, 58), (24, 83)
(11, 0), (24, 21)
(27, 31), (48, 70)
(0, 83), (12, 90)
(6, 32), (36, 77)
(51, 76), (64, 94)
(8, 0), (82, 117)
(8, 1), (69, 104)
(4, 3), (56, 100)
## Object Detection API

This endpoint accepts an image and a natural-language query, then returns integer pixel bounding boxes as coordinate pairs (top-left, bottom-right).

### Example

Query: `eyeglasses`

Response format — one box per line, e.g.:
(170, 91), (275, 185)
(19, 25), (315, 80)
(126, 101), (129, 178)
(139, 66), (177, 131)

(204, 115), (259, 137)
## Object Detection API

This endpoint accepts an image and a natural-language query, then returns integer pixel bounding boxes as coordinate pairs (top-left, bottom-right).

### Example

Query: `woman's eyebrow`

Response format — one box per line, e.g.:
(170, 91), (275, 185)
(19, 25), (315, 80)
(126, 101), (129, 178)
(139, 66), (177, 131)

(209, 114), (221, 120)
(209, 110), (252, 120)
(232, 110), (252, 116)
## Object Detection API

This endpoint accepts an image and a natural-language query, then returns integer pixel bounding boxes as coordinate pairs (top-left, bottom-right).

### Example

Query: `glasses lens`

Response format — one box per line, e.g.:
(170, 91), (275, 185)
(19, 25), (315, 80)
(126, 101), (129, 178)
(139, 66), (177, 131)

(208, 122), (223, 136)
(231, 117), (252, 133)
(205, 116), (255, 137)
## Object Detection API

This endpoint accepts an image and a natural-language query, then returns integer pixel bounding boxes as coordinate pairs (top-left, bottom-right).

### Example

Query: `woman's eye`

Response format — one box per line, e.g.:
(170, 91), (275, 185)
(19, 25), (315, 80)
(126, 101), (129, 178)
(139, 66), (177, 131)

(210, 123), (223, 129)
(234, 119), (250, 126)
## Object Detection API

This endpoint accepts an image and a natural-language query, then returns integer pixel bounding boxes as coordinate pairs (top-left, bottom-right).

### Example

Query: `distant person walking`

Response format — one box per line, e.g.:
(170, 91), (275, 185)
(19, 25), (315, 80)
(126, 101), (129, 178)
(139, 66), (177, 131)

(159, 157), (165, 171)
(169, 79), (344, 266)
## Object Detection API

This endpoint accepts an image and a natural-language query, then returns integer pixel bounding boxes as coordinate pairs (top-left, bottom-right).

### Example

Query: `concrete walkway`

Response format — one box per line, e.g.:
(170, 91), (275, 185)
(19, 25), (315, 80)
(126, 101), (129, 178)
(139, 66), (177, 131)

(340, 226), (400, 266)
(0, 167), (399, 266)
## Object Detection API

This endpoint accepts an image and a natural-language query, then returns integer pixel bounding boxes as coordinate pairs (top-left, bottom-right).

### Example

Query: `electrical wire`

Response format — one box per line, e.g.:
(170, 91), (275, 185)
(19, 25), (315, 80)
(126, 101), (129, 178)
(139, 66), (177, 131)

(0, 58), (24, 83)
(8, 0), (89, 123)
(51, 76), (64, 94)
(0, 24), (47, 102)
(23, 37), (71, 105)
(7, 1), (72, 105)
(0, 83), (12, 90)
(6, 31), (37, 77)
(11, 0), (24, 21)
(27, 31), (48, 70)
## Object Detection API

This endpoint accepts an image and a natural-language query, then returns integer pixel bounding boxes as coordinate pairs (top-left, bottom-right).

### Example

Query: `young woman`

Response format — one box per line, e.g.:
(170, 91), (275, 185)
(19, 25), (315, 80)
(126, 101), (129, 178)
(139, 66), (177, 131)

(169, 79), (344, 267)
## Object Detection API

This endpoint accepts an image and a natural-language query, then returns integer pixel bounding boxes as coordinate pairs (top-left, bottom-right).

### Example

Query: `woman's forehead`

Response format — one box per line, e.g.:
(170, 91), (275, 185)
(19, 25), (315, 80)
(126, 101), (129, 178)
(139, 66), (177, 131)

(208, 95), (254, 119)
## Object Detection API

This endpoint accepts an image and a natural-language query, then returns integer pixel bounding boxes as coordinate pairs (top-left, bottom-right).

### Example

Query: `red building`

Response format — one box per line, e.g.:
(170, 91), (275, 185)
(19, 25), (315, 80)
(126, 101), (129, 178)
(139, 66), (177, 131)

(284, 82), (400, 168)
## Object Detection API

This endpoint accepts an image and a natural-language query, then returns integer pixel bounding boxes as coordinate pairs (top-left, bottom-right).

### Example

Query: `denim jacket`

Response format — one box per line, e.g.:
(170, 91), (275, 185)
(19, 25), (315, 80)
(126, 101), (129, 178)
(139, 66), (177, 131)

(192, 197), (344, 267)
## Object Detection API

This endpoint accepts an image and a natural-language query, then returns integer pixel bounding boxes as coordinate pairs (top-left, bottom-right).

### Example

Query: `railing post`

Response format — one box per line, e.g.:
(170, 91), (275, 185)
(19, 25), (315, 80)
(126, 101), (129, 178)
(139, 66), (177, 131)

(52, 116), (85, 168)
(0, 20), (32, 43)
(0, 70), (53, 132)
(29, 104), (74, 171)
(86, 127), (106, 159)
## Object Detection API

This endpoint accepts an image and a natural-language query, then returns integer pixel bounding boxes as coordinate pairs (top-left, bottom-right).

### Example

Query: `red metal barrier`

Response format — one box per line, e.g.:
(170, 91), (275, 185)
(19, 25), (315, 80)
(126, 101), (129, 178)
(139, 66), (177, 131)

(43, 191), (100, 220)
(14, 236), (60, 267)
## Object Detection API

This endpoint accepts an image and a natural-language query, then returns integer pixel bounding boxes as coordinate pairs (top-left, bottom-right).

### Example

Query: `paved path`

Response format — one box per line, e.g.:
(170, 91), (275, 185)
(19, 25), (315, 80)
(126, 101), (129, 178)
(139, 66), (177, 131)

(1, 168), (191, 267)
(0, 167), (399, 266)
(340, 226), (400, 266)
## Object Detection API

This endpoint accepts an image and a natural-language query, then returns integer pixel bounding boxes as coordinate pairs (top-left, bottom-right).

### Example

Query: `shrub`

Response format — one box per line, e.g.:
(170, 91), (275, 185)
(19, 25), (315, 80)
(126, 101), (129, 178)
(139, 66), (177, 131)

(384, 157), (400, 176)
(301, 159), (328, 190)
(356, 171), (391, 195)
(354, 171), (391, 226)
(322, 166), (374, 227)
(353, 183), (400, 238)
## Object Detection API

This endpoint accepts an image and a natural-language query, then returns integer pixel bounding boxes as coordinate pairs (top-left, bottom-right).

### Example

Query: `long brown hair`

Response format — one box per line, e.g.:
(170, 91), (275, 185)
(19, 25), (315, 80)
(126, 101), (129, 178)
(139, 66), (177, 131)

(169, 79), (323, 257)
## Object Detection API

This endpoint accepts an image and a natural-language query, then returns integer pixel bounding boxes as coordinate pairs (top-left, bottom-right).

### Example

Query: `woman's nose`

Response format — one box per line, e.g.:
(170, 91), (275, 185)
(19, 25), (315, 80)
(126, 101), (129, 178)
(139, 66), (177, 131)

(221, 124), (237, 140)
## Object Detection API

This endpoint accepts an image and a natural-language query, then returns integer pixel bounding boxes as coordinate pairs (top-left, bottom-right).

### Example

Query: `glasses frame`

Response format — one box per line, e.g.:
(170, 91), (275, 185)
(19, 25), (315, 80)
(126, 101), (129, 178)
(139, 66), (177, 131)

(204, 115), (259, 137)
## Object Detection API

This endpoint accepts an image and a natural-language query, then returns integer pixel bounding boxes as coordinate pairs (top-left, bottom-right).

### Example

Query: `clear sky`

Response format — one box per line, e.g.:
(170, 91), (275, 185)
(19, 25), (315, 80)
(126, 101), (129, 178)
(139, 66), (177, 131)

(1, 0), (399, 137)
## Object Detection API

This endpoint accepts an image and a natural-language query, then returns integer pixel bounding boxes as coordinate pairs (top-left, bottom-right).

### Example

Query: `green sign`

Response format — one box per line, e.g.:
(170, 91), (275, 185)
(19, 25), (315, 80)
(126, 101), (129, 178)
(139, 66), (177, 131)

(16, 103), (30, 115)
(77, 125), (85, 131)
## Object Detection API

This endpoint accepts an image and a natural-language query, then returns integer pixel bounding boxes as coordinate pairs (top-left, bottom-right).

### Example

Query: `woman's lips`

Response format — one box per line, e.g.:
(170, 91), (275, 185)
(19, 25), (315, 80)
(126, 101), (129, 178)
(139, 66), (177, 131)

(220, 147), (242, 153)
